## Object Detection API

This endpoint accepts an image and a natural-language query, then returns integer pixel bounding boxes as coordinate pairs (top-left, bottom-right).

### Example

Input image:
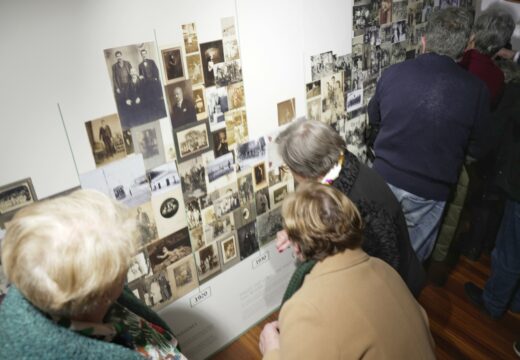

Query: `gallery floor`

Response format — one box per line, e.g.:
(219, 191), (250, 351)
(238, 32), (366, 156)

(210, 254), (520, 360)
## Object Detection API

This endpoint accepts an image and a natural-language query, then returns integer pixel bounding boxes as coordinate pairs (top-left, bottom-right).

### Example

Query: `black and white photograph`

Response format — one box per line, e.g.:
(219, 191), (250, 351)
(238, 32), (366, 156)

(147, 227), (192, 274)
(85, 114), (126, 167)
(194, 242), (221, 282)
(227, 82), (245, 110)
(345, 115), (369, 163)
(220, 236), (238, 264)
(185, 199), (202, 230)
(347, 89), (364, 113)
(127, 250), (151, 283)
(165, 80), (197, 129)
(212, 128), (230, 158)
(131, 120), (166, 170)
(253, 162), (268, 192)
(142, 270), (173, 309)
(207, 152), (235, 183)
(223, 38), (240, 62)
(182, 23), (199, 54)
(307, 97), (321, 122)
(103, 154), (151, 207)
(206, 86), (229, 128)
(204, 212), (235, 243)
(123, 129), (135, 154)
(392, 0), (408, 22)
(147, 162), (181, 195)
(213, 60), (242, 87)
(237, 221), (259, 260)
(178, 155), (208, 204)
(306, 80), (321, 99)
(189, 225), (205, 251)
(391, 20), (407, 43)
(0, 178), (37, 216)
(151, 186), (187, 238)
(311, 51), (334, 81)
(236, 137), (266, 171)
(233, 201), (256, 229)
(353, 2), (378, 37)
(213, 183), (240, 218)
(237, 173), (254, 206)
(270, 183), (289, 208)
(161, 47), (184, 83)
(225, 109), (248, 146)
(130, 202), (158, 248)
(364, 25), (381, 46)
(104, 42), (167, 129)
(391, 42), (407, 64)
(255, 187), (270, 216)
(380, 24), (394, 43)
(192, 85), (207, 120)
(256, 207), (283, 246)
(186, 53), (204, 86)
(175, 120), (210, 160)
(321, 72), (345, 124)
(166, 254), (199, 300)
(277, 98), (296, 126)
(200, 40), (225, 86)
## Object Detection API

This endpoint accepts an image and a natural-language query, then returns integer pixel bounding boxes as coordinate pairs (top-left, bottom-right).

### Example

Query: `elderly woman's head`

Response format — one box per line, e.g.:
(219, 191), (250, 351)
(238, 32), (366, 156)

(1, 190), (137, 318)
(276, 118), (345, 180)
(471, 9), (515, 56)
(282, 182), (363, 261)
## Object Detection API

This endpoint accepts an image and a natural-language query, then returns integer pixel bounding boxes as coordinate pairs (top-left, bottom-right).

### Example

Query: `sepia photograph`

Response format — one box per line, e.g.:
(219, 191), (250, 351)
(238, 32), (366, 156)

(277, 98), (296, 126)
(127, 250), (151, 283)
(182, 23), (199, 54)
(195, 242), (221, 282)
(0, 178), (37, 216)
(220, 235), (238, 264)
(306, 80), (321, 99)
(186, 53), (204, 86)
(233, 201), (256, 229)
(206, 86), (229, 128)
(142, 270), (173, 309)
(307, 97), (322, 122)
(380, 0), (392, 25)
(104, 42), (167, 129)
(178, 155), (208, 204)
(102, 154), (151, 208)
(207, 152), (235, 183)
(212, 128), (230, 158)
(255, 187), (270, 216)
(213, 183), (240, 218)
(200, 40), (225, 87)
(227, 82), (245, 110)
(221, 16), (237, 39)
(166, 254), (199, 300)
(223, 38), (240, 61)
(85, 114), (126, 167)
(213, 60), (243, 87)
(147, 161), (181, 195)
(310, 51), (334, 81)
(253, 162), (268, 192)
(130, 202), (158, 248)
(236, 137), (266, 171)
(175, 120), (210, 160)
(161, 47), (184, 83)
(321, 72), (345, 124)
(189, 224), (205, 251)
(151, 186), (187, 238)
(204, 212), (234, 243)
(165, 79), (197, 129)
(237, 221), (259, 260)
(192, 85), (207, 120)
(224, 109), (248, 146)
(237, 173), (254, 206)
(256, 207), (283, 246)
(131, 120), (166, 170)
(270, 183), (289, 208)
(185, 199), (202, 230)
(147, 227), (192, 274)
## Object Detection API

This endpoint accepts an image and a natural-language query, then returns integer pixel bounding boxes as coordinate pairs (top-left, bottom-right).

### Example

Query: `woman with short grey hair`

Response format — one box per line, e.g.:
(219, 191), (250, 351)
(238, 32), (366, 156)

(276, 118), (425, 297)
(460, 9), (515, 107)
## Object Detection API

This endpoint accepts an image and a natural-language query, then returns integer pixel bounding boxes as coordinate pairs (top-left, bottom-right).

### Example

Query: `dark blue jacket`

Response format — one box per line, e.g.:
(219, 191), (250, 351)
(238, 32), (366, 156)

(368, 53), (490, 201)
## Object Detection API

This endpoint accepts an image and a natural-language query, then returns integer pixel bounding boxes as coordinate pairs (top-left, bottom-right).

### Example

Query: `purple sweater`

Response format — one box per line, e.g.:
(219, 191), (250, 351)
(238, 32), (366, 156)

(368, 53), (490, 201)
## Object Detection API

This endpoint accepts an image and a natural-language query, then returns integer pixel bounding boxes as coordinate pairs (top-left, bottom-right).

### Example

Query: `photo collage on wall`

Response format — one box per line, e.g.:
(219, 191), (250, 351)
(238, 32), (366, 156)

(308, 0), (473, 164)
(79, 17), (295, 311)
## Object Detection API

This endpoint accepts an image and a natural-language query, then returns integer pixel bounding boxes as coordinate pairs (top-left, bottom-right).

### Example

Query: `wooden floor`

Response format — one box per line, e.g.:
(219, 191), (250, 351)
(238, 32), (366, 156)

(210, 254), (520, 360)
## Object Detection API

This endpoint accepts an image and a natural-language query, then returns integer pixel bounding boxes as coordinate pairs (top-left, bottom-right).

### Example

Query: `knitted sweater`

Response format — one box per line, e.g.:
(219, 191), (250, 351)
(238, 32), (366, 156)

(0, 286), (174, 359)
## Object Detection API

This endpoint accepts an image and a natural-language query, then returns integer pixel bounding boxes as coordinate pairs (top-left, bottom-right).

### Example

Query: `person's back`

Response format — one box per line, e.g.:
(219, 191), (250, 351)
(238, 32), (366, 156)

(279, 250), (435, 359)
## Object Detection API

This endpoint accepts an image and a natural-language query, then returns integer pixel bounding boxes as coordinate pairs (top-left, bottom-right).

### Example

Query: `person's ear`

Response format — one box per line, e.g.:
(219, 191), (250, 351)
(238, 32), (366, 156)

(421, 35), (426, 54)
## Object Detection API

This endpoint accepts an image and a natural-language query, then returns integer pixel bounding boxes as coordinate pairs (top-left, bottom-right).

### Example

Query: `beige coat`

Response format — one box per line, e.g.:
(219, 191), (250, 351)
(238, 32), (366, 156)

(264, 248), (435, 359)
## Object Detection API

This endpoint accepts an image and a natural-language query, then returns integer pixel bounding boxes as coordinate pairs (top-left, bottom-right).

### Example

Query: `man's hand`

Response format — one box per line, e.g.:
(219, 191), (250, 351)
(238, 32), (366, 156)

(259, 321), (280, 355)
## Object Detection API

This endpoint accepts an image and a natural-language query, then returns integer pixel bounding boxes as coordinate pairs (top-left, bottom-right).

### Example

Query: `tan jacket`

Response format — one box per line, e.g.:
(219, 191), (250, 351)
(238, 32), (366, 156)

(264, 249), (435, 359)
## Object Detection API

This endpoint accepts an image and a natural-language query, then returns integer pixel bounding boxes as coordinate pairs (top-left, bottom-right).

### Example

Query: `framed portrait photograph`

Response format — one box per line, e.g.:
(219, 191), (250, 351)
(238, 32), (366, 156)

(161, 47), (184, 83)
(165, 79), (197, 130)
(195, 242), (221, 282)
(166, 254), (199, 300)
(174, 120), (211, 161)
(200, 40), (224, 87)
(85, 113), (127, 167)
(220, 235), (238, 264)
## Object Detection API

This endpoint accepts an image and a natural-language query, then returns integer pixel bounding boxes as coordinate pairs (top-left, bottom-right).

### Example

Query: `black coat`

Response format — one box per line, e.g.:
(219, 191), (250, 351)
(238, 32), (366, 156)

(332, 150), (425, 297)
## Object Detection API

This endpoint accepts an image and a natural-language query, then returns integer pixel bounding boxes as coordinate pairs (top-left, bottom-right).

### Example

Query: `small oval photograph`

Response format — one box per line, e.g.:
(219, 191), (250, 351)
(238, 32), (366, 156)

(160, 197), (179, 218)
(242, 207), (250, 220)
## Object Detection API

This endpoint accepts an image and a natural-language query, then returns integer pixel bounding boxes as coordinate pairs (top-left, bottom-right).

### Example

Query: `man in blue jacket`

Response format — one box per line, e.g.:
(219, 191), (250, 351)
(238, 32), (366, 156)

(368, 7), (490, 262)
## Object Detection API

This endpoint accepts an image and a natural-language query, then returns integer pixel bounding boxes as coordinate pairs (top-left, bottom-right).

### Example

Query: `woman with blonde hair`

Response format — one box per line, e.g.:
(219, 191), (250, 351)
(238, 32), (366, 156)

(259, 182), (435, 359)
(0, 190), (186, 359)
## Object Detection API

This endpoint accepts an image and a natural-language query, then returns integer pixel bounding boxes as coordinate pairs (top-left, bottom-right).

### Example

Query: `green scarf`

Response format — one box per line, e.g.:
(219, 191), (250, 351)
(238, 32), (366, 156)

(281, 259), (317, 306)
